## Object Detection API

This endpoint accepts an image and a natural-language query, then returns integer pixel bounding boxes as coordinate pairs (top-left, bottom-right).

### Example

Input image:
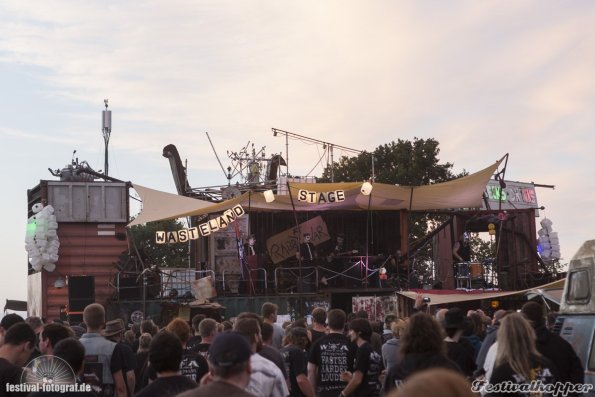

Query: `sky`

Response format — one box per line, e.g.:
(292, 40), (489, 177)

(1, 1), (594, 309)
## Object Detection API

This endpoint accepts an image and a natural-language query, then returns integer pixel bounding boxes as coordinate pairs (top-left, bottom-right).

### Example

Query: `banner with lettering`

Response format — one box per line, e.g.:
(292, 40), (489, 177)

(266, 216), (331, 264)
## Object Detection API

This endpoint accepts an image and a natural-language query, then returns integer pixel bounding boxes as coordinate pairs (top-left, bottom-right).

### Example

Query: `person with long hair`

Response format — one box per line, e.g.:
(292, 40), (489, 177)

(486, 313), (558, 397)
(280, 327), (315, 397)
(383, 313), (460, 395)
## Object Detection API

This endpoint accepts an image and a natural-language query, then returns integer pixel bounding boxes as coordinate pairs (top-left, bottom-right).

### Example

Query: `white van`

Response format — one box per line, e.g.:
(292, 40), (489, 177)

(554, 239), (595, 393)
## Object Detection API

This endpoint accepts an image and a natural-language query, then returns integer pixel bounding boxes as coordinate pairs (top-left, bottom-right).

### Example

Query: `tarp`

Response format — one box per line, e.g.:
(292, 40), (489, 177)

(398, 278), (566, 306)
(4, 299), (27, 312)
(129, 157), (503, 227)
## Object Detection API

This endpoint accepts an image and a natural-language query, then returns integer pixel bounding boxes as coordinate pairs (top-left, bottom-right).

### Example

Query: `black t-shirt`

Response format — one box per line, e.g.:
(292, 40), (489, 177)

(146, 351), (209, 384)
(192, 343), (210, 359)
(353, 342), (382, 397)
(259, 346), (288, 380)
(487, 355), (558, 397)
(134, 351), (149, 393)
(186, 335), (202, 351)
(0, 357), (25, 396)
(308, 333), (356, 397)
(445, 340), (475, 378)
(281, 345), (308, 397)
(310, 329), (326, 345)
(134, 375), (197, 397)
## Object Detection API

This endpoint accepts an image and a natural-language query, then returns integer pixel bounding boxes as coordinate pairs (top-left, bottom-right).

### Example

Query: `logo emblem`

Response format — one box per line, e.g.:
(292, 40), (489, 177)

(21, 355), (76, 386)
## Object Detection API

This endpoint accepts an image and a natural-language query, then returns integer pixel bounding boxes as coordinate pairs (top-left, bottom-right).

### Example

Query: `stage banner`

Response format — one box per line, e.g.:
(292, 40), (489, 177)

(266, 216), (331, 264)
(352, 295), (398, 323)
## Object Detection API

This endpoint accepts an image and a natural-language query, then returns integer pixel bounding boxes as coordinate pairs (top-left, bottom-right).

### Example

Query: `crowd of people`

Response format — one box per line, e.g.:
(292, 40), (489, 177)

(0, 297), (588, 397)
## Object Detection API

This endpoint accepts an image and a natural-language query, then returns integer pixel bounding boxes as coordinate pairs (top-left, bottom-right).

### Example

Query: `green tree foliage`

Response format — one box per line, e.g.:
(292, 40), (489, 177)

(128, 219), (189, 268)
(320, 138), (466, 242)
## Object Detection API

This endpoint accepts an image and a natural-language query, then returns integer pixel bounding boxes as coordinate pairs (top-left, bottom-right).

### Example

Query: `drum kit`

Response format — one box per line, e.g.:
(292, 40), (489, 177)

(455, 261), (493, 289)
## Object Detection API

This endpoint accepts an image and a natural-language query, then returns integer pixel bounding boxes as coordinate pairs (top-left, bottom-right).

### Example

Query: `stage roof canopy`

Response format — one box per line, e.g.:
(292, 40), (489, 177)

(129, 157), (504, 227)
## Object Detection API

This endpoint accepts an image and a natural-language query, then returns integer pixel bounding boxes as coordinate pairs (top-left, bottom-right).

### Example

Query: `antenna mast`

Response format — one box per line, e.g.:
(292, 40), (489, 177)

(102, 99), (112, 176)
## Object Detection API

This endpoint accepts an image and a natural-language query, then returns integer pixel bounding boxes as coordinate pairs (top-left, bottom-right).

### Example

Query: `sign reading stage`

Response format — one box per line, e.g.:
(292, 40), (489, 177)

(297, 189), (345, 204)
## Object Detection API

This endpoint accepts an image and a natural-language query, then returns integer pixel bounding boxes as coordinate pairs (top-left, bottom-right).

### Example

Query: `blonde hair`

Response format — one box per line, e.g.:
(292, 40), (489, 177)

(495, 313), (541, 381)
(390, 319), (407, 338)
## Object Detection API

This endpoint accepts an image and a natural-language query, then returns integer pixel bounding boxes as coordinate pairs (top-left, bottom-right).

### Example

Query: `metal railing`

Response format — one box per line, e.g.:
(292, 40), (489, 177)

(221, 268), (268, 295)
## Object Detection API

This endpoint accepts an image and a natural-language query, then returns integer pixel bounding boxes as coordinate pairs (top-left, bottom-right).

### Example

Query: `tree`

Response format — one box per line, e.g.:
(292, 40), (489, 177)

(128, 219), (190, 268)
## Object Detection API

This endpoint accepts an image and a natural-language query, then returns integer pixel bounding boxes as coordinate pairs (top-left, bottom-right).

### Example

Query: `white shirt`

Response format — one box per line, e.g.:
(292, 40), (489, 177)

(246, 353), (289, 397)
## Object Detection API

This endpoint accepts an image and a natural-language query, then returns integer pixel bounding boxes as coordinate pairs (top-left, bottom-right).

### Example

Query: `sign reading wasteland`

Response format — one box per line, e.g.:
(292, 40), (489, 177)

(266, 216), (330, 264)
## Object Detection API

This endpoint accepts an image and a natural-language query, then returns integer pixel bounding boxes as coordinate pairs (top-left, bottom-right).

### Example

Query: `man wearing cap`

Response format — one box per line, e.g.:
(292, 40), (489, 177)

(135, 331), (198, 397)
(104, 319), (136, 397)
(178, 331), (256, 397)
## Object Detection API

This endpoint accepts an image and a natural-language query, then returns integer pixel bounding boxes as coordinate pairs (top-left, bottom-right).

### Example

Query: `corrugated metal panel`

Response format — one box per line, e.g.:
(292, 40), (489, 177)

(46, 182), (128, 223)
(41, 223), (129, 320)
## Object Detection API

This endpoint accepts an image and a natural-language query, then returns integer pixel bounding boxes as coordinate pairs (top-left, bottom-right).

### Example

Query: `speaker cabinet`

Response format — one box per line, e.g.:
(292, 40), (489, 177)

(68, 276), (95, 323)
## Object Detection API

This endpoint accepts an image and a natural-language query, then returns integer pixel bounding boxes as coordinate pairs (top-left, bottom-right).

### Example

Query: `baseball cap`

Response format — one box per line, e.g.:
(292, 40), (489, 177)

(208, 331), (252, 368)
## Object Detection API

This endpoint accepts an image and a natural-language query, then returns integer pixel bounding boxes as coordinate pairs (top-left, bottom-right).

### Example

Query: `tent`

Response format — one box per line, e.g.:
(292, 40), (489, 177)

(398, 278), (566, 306)
(129, 157), (503, 226)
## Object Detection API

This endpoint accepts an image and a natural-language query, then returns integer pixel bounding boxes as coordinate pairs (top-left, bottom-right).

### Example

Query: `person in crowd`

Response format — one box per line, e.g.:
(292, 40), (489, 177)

(0, 313), (25, 347)
(474, 309), (508, 377)
(139, 320), (157, 337)
(26, 316), (44, 359)
(461, 313), (483, 360)
(521, 301), (584, 387)
(280, 327), (315, 397)
(0, 322), (36, 392)
(434, 308), (448, 327)
(104, 319), (136, 397)
(383, 313), (460, 395)
(222, 321), (233, 331)
(134, 333), (151, 393)
(387, 368), (476, 397)
(134, 331), (197, 397)
(178, 331), (256, 397)
(442, 308), (476, 378)
(309, 308), (327, 344)
(308, 309), (356, 397)
(187, 314), (206, 351)
(195, 318), (218, 358)
(486, 313), (558, 397)
(29, 337), (97, 397)
(355, 311), (382, 354)
(162, 318), (209, 384)
(239, 312), (287, 379)
(381, 318), (406, 371)
(233, 316), (288, 397)
(71, 325), (86, 340)
(381, 314), (396, 344)
(339, 318), (383, 397)
(123, 331), (135, 348)
(39, 322), (73, 355)
(130, 323), (141, 351)
(262, 303), (284, 349)
(79, 303), (127, 397)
